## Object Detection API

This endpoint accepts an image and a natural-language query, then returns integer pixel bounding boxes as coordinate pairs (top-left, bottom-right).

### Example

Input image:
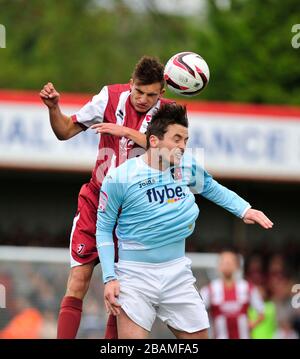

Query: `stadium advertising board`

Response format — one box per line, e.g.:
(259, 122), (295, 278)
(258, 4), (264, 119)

(0, 91), (300, 180)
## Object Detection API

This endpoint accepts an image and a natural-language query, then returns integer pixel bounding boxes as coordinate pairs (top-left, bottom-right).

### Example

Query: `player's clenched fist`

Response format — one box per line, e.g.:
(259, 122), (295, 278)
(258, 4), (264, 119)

(40, 82), (60, 108)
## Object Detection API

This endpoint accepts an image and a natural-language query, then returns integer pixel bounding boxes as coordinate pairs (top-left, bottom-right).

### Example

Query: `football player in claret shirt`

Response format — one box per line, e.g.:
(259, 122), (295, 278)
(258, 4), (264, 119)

(201, 250), (265, 339)
(40, 56), (172, 339)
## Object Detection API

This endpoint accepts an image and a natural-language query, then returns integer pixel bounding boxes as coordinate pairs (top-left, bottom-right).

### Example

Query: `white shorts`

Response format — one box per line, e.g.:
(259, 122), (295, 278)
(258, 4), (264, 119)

(115, 256), (210, 333)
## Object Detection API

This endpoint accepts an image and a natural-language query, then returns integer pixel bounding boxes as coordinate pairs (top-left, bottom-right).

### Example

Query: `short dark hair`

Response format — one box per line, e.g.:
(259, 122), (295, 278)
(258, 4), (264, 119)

(219, 248), (240, 267)
(132, 56), (165, 88)
(219, 247), (239, 257)
(146, 104), (188, 149)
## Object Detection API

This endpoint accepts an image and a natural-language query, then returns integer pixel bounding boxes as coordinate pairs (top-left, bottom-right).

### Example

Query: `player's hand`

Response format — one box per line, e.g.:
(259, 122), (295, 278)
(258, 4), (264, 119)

(40, 82), (60, 108)
(91, 123), (127, 137)
(243, 208), (273, 229)
(248, 320), (256, 331)
(104, 279), (121, 316)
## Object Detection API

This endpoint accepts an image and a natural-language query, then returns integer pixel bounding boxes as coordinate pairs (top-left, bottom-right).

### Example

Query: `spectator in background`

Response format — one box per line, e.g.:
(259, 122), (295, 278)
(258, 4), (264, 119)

(201, 250), (265, 339)
(266, 254), (299, 339)
(245, 254), (266, 287)
(0, 298), (43, 339)
(274, 306), (299, 339)
(248, 286), (277, 339)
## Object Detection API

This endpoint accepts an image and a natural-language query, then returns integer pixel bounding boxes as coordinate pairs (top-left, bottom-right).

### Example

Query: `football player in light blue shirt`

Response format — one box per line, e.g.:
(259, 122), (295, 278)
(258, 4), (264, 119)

(96, 104), (273, 339)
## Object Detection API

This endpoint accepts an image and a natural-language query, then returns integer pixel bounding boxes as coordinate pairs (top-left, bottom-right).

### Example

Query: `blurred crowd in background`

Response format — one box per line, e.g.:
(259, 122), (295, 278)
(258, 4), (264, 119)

(0, 229), (299, 339)
(0, 260), (107, 339)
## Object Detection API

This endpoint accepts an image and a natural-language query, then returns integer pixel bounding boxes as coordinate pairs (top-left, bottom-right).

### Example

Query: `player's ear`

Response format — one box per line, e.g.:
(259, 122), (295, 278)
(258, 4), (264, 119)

(129, 78), (134, 90)
(160, 88), (165, 96)
(149, 135), (159, 148)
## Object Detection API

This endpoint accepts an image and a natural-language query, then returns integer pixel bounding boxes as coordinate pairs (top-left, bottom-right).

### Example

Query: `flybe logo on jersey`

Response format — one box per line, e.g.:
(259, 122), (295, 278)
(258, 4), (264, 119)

(146, 185), (186, 204)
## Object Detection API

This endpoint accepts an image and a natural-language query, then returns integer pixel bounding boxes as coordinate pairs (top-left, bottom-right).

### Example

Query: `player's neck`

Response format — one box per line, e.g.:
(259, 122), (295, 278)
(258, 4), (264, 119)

(143, 151), (170, 172)
(223, 277), (235, 287)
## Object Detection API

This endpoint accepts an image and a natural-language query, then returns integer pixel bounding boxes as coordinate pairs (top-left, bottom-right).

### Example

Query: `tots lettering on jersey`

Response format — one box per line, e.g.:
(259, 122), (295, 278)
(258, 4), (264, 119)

(138, 177), (156, 189)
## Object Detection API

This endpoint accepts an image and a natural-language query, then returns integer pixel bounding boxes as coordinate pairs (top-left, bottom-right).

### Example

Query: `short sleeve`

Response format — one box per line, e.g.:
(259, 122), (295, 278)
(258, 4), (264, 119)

(71, 86), (109, 128)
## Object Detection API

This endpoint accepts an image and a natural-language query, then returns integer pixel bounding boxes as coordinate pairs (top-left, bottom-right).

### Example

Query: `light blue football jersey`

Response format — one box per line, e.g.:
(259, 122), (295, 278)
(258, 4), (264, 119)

(96, 153), (250, 283)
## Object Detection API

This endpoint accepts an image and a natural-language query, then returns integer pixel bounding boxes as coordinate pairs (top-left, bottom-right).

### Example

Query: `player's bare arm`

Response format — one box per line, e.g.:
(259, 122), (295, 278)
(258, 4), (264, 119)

(243, 208), (273, 229)
(40, 82), (83, 140)
(104, 280), (121, 316)
(91, 123), (147, 149)
(249, 313), (265, 331)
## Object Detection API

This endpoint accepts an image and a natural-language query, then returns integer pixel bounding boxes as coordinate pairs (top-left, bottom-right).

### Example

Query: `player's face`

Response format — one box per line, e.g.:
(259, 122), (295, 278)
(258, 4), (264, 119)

(130, 80), (165, 113)
(157, 124), (189, 166)
(219, 252), (239, 278)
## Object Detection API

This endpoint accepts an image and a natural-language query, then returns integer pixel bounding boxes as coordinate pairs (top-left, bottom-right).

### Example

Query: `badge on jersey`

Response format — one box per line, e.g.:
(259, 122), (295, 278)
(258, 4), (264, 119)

(77, 244), (85, 255)
(171, 167), (183, 181)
